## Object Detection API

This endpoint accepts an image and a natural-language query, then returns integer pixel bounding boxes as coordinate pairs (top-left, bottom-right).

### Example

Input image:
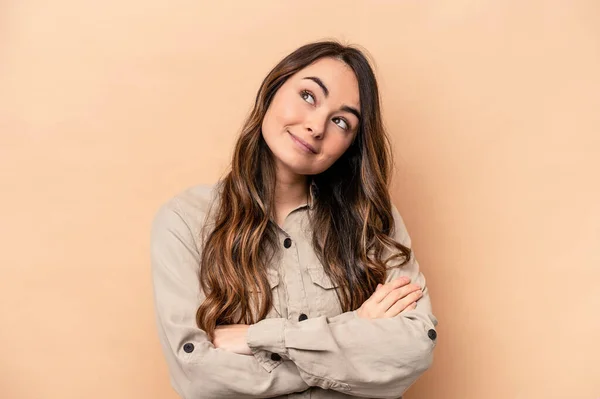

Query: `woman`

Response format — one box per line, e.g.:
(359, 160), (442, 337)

(151, 40), (438, 399)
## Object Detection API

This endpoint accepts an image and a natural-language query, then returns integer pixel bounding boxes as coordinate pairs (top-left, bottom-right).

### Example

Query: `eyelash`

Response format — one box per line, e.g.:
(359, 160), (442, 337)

(300, 90), (351, 131)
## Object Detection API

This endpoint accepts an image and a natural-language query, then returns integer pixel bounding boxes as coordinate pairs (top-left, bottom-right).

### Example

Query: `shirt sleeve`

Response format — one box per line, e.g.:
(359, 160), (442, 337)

(245, 204), (438, 398)
(150, 199), (311, 399)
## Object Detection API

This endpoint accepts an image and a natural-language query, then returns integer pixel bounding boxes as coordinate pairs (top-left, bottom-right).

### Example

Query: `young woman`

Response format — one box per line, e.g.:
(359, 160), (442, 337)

(151, 41), (438, 399)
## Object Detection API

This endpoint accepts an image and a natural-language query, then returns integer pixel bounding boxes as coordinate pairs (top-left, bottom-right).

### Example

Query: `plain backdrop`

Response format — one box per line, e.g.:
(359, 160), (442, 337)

(1, 1), (599, 398)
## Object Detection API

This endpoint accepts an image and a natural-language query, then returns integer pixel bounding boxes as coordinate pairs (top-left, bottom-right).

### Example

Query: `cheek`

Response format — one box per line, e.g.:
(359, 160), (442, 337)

(332, 136), (354, 156)
(271, 92), (304, 126)
(320, 137), (354, 164)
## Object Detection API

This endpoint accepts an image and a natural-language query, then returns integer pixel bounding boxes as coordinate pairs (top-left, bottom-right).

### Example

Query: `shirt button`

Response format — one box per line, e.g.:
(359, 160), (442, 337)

(270, 353), (282, 361)
(298, 313), (308, 321)
(183, 343), (195, 353)
(283, 237), (292, 248)
(427, 329), (437, 341)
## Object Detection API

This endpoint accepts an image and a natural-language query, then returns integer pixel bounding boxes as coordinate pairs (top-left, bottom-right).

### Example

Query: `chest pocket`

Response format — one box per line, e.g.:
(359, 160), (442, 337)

(249, 268), (282, 318)
(307, 266), (343, 317)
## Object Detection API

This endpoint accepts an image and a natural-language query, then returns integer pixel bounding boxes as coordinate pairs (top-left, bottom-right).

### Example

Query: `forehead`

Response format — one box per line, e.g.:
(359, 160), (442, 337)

(294, 57), (360, 109)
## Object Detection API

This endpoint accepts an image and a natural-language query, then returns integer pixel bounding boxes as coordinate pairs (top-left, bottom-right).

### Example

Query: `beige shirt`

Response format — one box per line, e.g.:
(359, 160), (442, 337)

(150, 183), (438, 399)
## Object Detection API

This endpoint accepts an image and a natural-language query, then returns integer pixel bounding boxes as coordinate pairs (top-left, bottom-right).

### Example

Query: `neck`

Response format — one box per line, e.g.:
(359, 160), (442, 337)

(272, 164), (309, 226)
(274, 172), (308, 207)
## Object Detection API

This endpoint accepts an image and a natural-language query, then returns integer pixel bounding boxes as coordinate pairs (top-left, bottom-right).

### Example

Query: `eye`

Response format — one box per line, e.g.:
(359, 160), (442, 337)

(332, 116), (350, 131)
(300, 90), (316, 105)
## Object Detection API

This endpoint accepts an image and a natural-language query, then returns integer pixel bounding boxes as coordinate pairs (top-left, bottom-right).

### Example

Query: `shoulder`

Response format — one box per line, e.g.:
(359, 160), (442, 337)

(390, 203), (411, 246)
(151, 182), (222, 240)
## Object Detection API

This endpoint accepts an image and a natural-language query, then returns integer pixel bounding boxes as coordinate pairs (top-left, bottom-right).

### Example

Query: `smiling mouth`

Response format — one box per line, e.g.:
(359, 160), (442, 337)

(288, 131), (317, 154)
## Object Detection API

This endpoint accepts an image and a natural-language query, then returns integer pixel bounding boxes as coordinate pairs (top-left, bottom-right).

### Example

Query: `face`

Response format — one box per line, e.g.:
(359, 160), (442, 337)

(261, 57), (361, 177)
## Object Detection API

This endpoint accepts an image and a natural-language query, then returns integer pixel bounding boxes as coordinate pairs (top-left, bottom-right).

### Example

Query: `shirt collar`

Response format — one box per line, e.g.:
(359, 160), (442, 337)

(286, 182), (315, 214)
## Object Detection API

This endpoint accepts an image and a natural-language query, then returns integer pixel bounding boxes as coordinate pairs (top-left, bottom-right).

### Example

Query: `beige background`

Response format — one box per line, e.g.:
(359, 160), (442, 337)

(1, 1), (599, 398)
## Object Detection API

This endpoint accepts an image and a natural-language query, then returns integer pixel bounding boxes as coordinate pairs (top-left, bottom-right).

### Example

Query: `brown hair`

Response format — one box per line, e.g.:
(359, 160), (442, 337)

(196, 40), (411, 339)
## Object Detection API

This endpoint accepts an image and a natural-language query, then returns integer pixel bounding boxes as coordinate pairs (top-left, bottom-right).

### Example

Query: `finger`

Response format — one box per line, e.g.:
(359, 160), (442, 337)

(379, 285), (421, 313)
(401, 302), (418, 313)
(384, 290), (423, 318)
(379, 284), (421, 312)
(385, 290), (422, 317)
(371, 276), (410, 303)
(372, 277), (411, 302)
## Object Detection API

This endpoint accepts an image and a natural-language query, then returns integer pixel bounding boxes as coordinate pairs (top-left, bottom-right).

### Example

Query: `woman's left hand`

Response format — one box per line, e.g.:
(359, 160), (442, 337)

(212, 324), (253, 355)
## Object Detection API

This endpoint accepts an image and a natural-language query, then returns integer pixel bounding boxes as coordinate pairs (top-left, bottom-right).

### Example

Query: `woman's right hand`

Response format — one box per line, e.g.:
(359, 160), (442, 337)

(356, 276), (423, 319)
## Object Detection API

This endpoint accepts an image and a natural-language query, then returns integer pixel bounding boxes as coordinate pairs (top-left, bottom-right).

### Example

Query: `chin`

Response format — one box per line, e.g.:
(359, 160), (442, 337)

(284, 164), (316, 176)
(276, 157), (317, 176)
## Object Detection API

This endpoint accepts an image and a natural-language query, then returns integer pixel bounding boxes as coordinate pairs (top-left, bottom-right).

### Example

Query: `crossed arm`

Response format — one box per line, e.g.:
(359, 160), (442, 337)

(151, 201), (437, 399)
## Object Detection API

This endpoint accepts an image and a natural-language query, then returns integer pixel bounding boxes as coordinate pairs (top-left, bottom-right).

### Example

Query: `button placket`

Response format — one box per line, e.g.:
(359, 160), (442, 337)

(278, 212), (311, 326)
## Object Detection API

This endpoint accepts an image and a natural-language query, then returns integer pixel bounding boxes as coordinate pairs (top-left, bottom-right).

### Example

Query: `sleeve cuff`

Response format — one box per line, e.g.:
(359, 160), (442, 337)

(247, 317), (287, 354)
(326, 310), (359, 324)
(246, 318), (288, 373)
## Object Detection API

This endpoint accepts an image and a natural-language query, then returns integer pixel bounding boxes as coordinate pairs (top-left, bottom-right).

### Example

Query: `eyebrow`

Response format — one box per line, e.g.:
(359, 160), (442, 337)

(302, 76), (361, 121)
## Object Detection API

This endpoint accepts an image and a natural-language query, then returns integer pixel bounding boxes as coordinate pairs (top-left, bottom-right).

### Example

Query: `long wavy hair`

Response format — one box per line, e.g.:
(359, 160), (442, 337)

(196, 40), (411, 339)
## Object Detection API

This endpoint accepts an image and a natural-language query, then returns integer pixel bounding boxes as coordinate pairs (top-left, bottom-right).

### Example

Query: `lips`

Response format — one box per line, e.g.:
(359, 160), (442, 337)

(288, 131), (317, 154)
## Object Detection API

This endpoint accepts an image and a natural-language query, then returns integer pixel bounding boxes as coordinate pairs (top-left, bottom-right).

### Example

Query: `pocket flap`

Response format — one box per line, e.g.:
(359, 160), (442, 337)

(266, 268), (280, 289)
(307, 266), (339, 289)
(249, 268), (280, 292)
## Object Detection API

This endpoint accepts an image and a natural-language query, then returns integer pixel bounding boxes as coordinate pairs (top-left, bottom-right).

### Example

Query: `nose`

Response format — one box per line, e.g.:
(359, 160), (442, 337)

(304, 112), (327, 139)
(305, 126), (323, 139)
